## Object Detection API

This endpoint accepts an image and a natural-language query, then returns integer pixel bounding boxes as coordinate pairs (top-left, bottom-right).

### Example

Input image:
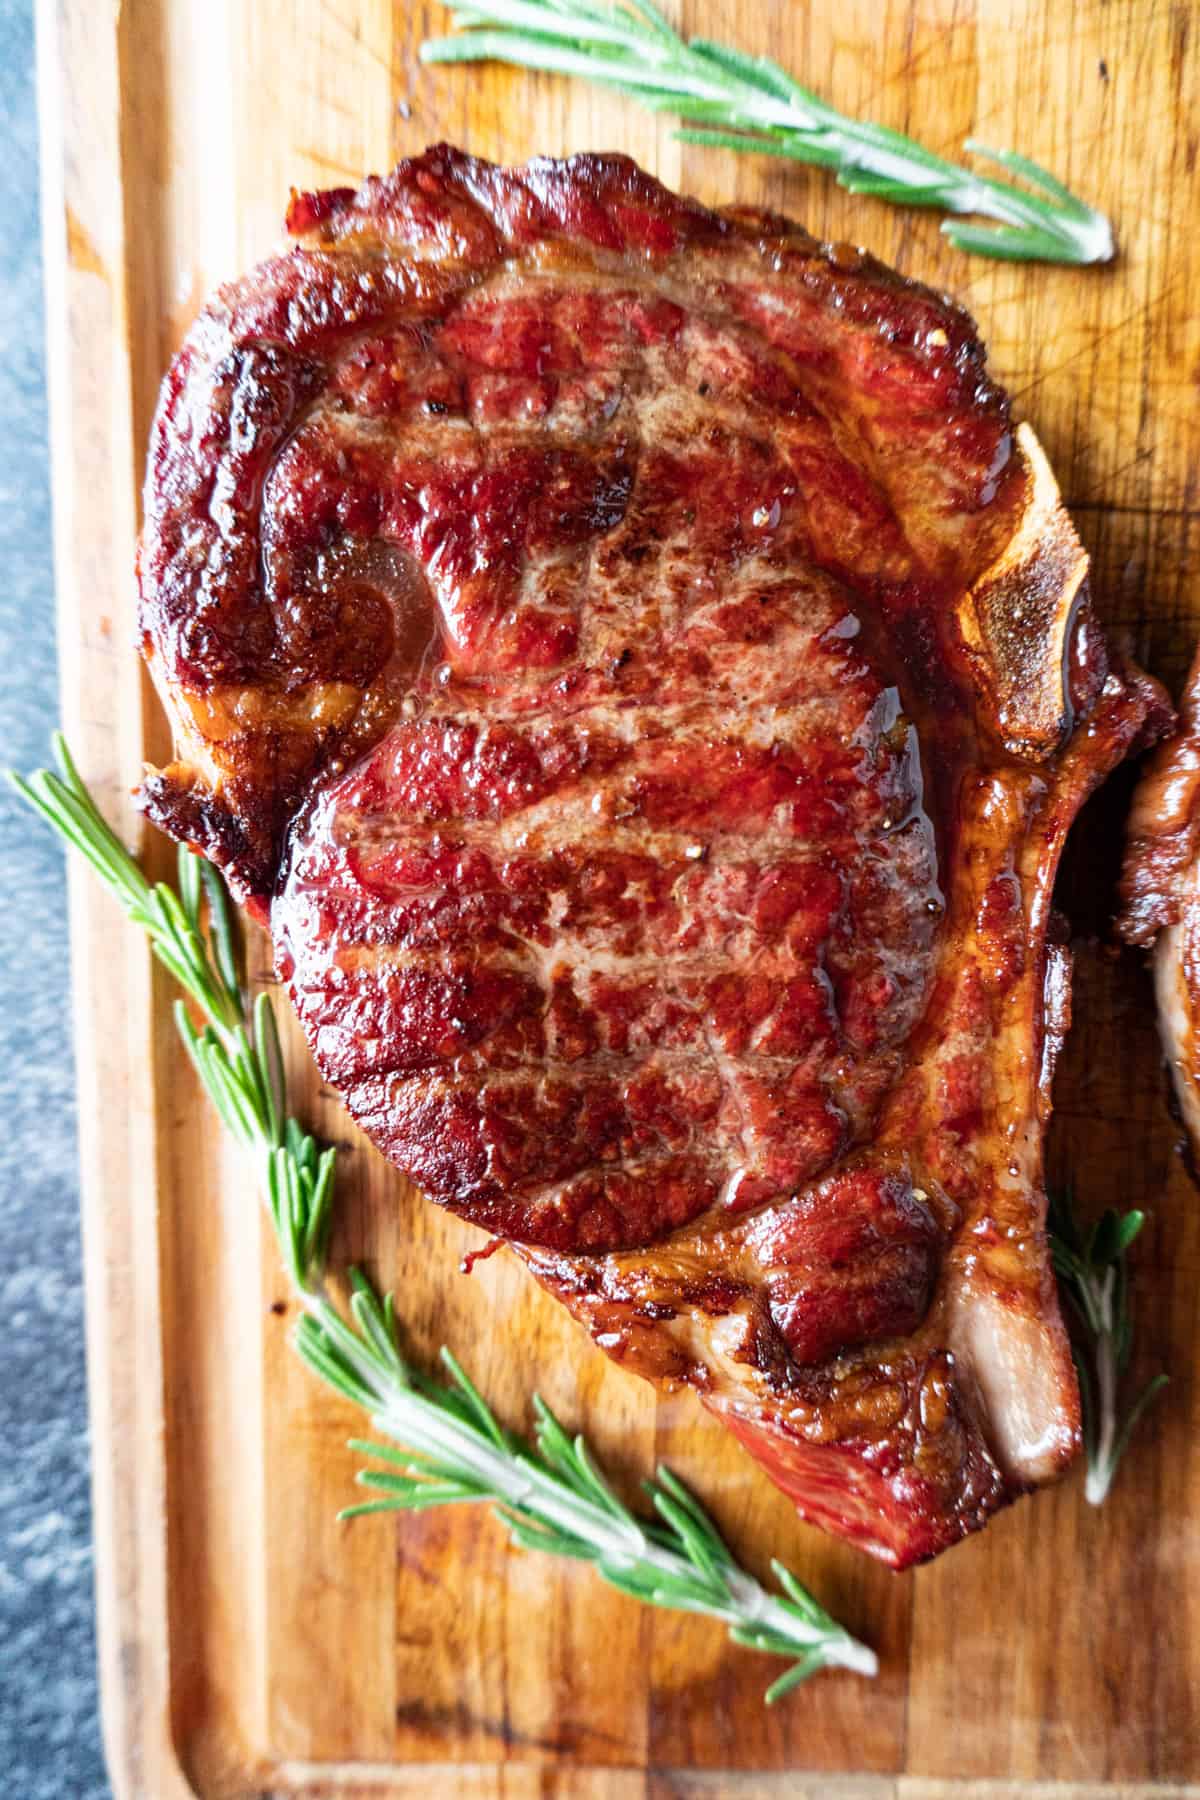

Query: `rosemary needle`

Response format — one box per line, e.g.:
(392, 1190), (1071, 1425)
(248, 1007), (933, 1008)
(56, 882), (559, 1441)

(13, 735), (875, 1698)
(420, 0), (1114, 265)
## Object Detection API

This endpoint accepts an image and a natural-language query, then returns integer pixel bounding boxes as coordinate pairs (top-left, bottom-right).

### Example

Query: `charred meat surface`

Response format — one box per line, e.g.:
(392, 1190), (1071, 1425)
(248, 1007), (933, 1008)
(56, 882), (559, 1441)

(138, 147), (1167, 1566)
(1120, 648), (1200, 1151)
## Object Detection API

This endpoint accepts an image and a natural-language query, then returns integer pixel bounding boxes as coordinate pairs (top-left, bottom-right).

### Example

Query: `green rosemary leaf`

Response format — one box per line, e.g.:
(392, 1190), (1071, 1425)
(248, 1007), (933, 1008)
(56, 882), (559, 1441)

(562, 1436), (627, 1519)
(531, 1393), (577, 1471)
(420, 0), (1114, 264)
(1108, 1373), (1170, 1476)
(674, 125), (844, 171)
(293, 1314), (381, 1413)
(356, 1472), (485, 1507)
(1113, 1210), (1147, 1258)
(284, 1155), (309, 1292)
(501, 1517), (600, 1561)
(648, 1468), (729, 1569)
(339, 1499), (432, 1520)
(438, 1348), (512, 1452)
(197, 856), (246, 1018)
(649, 1490), (726, 1591)
(687, 36), (825, 117)
(174, 1003), (252, 1145)
(613, 0), (677, 41)
(939, 220), (1067, 262)
(963, 140), (1094, 217)
(264, 1150), (289, 1260)
(303, 1146), (339, 1272)
(253, 992), (286, 1147)
(728, 1624), (800, 1656)
(177, 843), (202, 930)
(838, 172), (959, 207)
(347, 1282), (406, 1377)
(842, 114), (962, 174)
(1071, 1344), (1097, 1462)
(346, 1437), (443, 1471)
(354, 1468), (440, 1495)
(763, 1650), (826, 1705)
(770, 1558), (828, 1628)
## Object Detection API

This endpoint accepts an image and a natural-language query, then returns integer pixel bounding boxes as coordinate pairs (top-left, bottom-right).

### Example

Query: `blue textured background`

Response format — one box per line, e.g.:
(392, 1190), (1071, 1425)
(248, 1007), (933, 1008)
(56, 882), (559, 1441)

(0, 1), (109, 1792)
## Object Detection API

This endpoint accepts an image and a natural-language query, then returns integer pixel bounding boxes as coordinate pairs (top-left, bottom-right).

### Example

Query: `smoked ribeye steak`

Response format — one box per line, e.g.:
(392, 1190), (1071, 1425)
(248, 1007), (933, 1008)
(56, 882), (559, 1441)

(137, 147), (1167, 1566)
(1121, 648), (1200, 1153)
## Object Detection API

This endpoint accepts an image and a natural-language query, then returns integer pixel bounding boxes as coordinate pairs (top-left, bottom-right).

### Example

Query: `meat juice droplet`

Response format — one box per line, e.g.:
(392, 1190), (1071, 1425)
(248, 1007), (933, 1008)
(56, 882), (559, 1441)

(978, 430), (1012, 506)
(460, 1236), (505, 1274)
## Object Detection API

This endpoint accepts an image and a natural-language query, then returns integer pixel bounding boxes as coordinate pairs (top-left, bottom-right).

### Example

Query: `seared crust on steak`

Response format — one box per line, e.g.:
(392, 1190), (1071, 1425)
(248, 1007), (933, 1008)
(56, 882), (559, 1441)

(1119, 649), (1200, 1151)
(138, 147), (1169, 1565)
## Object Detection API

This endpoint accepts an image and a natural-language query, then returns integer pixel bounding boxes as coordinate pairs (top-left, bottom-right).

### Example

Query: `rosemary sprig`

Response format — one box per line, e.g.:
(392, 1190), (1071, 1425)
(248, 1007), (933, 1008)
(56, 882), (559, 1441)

(420, 0), (1114, 265)
(10, 736), (338, 1291)
(299, 1285), (875, 1694)
(14, 734), (876, 1698)
(1048, 1190), (1168, 1506)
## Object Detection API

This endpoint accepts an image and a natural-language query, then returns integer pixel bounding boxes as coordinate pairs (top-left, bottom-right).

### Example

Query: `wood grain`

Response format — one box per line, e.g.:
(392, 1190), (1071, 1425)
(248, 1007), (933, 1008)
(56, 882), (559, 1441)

(38, 0), (1200, 1792)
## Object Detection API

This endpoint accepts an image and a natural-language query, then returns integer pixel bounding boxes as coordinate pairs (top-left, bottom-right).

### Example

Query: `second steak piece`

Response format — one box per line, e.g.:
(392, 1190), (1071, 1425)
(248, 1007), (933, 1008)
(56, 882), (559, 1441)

(1120, 648), (1200, 1152)
(137, 148), (1168, 1565)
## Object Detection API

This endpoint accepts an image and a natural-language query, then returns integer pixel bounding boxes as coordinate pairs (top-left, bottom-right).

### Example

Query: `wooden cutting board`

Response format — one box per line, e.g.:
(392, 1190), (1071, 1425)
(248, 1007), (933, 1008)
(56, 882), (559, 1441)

(38, 0), (1200, 1793)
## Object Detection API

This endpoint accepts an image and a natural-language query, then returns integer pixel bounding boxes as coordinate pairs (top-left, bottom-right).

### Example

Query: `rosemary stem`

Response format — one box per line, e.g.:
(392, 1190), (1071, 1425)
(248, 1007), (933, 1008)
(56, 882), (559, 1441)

(314, 1280), (875, 1667)
(1085, 1268), (1119, 1506)
(723, 1569), (878, 1677)
(367, 1383), (876, 1671)
(308, 1282), (875, 1672)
